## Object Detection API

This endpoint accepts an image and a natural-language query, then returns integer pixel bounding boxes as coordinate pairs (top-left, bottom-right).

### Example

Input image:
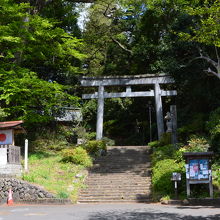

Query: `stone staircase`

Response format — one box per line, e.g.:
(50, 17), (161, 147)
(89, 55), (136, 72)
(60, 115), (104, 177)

(78, 146), (152, 203)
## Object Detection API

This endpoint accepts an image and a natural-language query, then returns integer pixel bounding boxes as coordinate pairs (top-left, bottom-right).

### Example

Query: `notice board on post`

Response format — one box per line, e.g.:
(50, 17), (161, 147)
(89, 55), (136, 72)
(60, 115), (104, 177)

(183, 152), (214, 198)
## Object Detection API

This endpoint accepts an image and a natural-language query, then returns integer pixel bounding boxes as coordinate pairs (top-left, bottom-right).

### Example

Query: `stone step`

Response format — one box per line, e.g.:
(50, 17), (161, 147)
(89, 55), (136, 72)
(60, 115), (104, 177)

(94, 157), (151, 160)
(78, 199), (152, 203)
(78, 197), (151, 202)
(81, 188), (151, 191)
(78, 146), (152, 203)
(85, 179), (151, 183)
(78, 196), (151, 201)
(86, 175), (151, 179)
(88, 171), (151, 175)
(83, 185), (151, 189)
(82, 189), (151, 192)
(81, 190), (151, 196)
(84, 183), (151, 187)
(85, 177), (151, 180)
(83, 187), (151, 191)
(79, 194), (151, 198)
(80, 192), (151, 196)
(87, 174), (151, 181)
(91, 165), (151, 168)
(87, 173), (152, 176)
(86, 177), (151, 180)
(78, 195), (151, 199)
(90, 167), (151, 170)
(81, 187), (151, 191)
(85, 181), (151, 184)
(90, 169), (151, 172)
(91, 164), (151, 168)
(93, 158), (151, 161)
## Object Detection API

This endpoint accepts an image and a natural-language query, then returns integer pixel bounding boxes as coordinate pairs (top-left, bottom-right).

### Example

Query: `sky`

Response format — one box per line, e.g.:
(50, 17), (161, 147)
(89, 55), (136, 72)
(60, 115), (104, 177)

(77, 3), (92, 31)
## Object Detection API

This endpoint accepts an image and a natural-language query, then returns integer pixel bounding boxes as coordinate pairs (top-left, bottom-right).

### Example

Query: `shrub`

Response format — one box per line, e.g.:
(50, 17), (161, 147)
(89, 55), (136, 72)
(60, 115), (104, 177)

(32, 139), (68, 152)
(148, 140), (160, 148)
(30, 126), (73, 152)
(209, 125), (220, 154)
(57, 191), (69, 199)
(61, 147), (93, 167)
(151, 144), (177, 166)
(178, 113), (206, 143)
(180, 136), (209, 153)
(102, 137), (115, 146)
(73, 127), (96, 141)
(82, 140), (107, 156)
(152, 159), (185, 198)
(148, 133), (171, 149)
(159, 133), (172, 146)
(212, 161), (220, 188)
(206, 108), (220, 154)
(207, 107), (220, 130)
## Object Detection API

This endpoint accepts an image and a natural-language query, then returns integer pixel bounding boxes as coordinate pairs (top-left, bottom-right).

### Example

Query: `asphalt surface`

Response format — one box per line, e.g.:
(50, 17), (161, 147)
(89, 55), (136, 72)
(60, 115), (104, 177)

(0, 203), (220, 220)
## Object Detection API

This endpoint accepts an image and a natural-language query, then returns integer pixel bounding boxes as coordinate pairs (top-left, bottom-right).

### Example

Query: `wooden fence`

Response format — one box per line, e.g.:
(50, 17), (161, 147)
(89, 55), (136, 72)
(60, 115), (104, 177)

(0, 145), (21, 164)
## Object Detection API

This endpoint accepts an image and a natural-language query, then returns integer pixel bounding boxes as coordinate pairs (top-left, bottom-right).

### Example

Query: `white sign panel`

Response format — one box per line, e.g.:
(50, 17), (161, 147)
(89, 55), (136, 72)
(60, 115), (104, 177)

(0, 129), (13, 145)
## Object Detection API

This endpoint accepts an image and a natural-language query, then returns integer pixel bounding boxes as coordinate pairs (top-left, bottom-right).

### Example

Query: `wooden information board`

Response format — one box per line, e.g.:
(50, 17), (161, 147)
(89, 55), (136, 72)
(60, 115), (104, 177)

(183, 152), (213, 198)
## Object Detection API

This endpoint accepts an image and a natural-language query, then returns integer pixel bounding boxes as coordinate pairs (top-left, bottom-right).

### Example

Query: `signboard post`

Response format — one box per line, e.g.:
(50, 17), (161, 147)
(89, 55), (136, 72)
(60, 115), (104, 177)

(171, 172), (181, 199)
(24, 139), (28, 172)
(183, 152), (213, 198)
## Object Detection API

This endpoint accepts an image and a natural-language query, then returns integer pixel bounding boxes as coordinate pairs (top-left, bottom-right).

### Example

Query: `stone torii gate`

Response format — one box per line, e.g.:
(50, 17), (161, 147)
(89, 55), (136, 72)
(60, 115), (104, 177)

(80, 74), (177, 140)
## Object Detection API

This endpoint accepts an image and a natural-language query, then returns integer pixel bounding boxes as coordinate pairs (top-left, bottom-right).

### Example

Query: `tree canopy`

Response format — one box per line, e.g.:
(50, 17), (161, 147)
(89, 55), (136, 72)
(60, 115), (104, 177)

(0, 0), (84, 123)
(1, 0), (220, 144)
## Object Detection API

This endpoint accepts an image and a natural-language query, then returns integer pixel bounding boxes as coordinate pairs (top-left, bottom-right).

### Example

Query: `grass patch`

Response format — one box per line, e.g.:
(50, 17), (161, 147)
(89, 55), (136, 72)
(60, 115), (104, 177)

(22, 152), (88, 202)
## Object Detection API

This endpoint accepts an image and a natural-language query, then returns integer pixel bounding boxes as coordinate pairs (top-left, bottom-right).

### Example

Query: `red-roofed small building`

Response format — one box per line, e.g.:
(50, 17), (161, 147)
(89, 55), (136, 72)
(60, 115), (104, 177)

(0, 121), (24, 177)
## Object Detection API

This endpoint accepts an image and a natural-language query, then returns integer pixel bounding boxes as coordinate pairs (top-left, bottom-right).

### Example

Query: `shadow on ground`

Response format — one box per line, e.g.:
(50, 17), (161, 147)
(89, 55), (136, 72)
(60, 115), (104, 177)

(88, 210), (220, 220)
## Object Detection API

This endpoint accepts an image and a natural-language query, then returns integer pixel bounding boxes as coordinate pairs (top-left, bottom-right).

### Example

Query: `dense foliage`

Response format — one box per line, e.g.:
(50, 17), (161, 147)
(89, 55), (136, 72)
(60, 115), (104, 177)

(0, 0), (84, 123)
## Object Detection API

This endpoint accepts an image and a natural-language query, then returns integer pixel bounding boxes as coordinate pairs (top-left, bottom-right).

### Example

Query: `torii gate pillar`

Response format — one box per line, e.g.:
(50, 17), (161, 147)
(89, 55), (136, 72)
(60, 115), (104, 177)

(96, 86), (104, 140)
(154, 82), (164, 139)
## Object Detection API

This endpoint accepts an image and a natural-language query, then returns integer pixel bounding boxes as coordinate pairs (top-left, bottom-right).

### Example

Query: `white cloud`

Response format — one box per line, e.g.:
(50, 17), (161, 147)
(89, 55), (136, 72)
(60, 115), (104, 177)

(77, 3), (92, 31)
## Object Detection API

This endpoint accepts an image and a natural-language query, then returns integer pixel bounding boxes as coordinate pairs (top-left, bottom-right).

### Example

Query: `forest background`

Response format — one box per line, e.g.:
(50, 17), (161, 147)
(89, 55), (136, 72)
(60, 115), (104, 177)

(1, 0), (220, 199)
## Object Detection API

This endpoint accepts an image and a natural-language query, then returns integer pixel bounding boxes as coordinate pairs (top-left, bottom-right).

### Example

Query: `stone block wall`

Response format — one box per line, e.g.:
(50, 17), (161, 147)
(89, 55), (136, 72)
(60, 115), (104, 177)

(0, 164), (22, 177)
(0, 178), (54, 204)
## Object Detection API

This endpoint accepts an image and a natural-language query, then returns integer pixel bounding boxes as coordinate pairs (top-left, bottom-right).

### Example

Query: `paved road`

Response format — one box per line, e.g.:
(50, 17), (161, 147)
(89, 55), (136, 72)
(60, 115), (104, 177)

(0, 203), (220, 220)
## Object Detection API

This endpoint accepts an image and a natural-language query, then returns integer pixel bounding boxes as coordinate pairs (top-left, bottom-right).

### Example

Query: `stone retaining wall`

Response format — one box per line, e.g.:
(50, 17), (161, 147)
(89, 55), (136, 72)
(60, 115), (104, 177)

(0, 164), (22, 177)
(0, 178), (54, 204)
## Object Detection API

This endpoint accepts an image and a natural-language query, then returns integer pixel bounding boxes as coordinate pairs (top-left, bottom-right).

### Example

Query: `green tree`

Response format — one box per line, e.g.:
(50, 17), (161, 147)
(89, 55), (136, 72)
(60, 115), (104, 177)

(177, 0), (220, 79)
(0, 0), (84, 123)
(82, 0), (145, 75)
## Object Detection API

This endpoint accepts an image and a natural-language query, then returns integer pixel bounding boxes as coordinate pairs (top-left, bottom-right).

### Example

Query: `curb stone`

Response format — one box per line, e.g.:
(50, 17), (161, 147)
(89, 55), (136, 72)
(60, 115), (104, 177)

(161, 198), (220, 206)
(15, 198), (72, 205)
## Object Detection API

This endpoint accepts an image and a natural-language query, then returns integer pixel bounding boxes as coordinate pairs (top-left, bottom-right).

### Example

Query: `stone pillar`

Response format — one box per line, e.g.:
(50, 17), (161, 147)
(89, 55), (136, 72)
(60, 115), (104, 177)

(96, 86), (104, 140)
(154, 82), (164, 139)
